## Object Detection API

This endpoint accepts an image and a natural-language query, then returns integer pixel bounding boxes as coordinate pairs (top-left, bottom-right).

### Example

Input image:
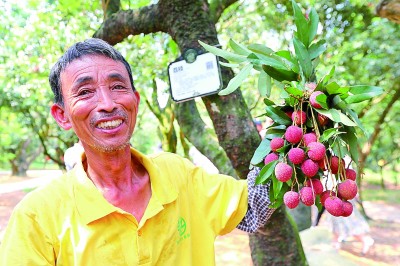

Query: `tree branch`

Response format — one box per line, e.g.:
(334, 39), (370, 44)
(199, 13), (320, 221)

(209, 0), (240, 23)
(376, 0), (400, 24)
(94, 4), (166, 45)
(102, 0), (121, 20)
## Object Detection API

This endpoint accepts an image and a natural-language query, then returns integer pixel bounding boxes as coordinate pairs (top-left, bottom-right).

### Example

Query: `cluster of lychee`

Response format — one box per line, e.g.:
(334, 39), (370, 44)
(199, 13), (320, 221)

(263, 86), (358, 217)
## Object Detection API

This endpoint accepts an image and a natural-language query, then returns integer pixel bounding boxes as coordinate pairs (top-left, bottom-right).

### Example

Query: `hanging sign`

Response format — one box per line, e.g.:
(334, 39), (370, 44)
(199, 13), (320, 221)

(168, 50), (222, 102)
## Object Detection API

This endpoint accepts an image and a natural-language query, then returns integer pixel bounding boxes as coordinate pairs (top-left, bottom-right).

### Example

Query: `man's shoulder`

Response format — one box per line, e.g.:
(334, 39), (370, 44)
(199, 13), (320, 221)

(148, 151), (187, 164)
(14, 174), (72, 214)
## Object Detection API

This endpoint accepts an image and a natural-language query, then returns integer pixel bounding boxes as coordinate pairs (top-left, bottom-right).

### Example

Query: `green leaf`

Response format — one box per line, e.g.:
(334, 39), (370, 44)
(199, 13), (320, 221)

(273, 51), (300, 73)
(293, 37), (313, 79)
(308, 8), (319, 44)
(273, 173), (284, 198)
(345, 85), (384, 104)
(258, 70), (270, 97)
(250, 138), (271, 165)
(198, 40), (247, 63)
(332, 95), (347, 109)
(318, 66), (335, 88)
(264, 125), (287, 139)
(256, 160), (278, 185)
(265, 106), (293, 126)
(219, 62), (240, 68)
(308, 40), (327, 59)
(249, 53), (288, 70)
(326, 82), (349, 95)
(341, 127), (359, 163)
(270, 186), (287, 208)
(262, 65), (298, 82)
(319, 128), (341, 142)
(247, 43), (274, 56)
(315, 93), (329, 109)
(292, 0), (310, 47)
(315, 108), (357, 126)
(343, 108), (368, 136)
(285, 86), (303, 97)
(276, 144), (291, 154)
(263, 98), (276, 106)
(218, 63), (253, 96)
(229, 39), (251, 56)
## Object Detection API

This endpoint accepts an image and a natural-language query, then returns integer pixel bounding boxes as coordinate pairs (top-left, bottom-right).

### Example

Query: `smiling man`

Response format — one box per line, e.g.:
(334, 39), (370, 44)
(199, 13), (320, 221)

(0, 38), (274, 265)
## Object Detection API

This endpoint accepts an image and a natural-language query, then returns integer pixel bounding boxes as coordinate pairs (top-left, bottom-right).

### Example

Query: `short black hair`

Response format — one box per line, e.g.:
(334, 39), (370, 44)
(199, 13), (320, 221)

(49, 38), (134, 105)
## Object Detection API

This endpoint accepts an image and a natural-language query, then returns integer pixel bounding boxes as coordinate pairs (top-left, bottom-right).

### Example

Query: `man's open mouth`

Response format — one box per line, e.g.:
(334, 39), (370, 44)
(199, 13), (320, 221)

(97, 119), (123, 129)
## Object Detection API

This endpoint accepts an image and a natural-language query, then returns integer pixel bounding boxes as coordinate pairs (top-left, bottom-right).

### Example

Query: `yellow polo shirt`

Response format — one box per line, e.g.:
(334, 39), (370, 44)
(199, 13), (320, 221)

(0, 148), (248, 265)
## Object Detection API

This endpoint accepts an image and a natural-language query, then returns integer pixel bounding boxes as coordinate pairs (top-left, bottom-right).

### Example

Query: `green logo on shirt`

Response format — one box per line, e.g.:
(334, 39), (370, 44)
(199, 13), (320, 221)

(177, 217), (186, 236)
(176, 217), (190, 245)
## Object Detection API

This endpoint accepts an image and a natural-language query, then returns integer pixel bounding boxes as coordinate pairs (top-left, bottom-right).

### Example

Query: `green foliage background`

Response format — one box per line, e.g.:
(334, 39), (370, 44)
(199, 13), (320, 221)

(0, 0), (399, 174)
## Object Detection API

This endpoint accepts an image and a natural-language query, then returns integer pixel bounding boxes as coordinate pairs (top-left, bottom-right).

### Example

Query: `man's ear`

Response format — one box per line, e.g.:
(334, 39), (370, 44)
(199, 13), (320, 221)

(134, 90), (140, 104)
(50, 103), (73, 130)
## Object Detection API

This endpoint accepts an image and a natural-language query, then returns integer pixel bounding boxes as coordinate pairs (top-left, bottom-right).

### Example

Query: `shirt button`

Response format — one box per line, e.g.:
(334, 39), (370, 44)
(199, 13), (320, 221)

(138, 230), (142, 236)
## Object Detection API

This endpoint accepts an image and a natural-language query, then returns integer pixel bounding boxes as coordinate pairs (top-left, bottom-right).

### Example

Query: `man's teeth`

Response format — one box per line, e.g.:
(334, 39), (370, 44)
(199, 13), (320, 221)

(97, 120), (122, 129)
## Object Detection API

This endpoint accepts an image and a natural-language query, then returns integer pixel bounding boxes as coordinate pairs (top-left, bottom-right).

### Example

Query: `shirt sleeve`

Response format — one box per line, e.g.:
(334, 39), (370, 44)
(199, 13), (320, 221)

(0, 201), (55, 265)
(236, 167), (275, 233)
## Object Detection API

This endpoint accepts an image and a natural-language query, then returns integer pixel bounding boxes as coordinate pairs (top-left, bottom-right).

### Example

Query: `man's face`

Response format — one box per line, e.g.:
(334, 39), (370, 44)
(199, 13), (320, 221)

(51, 54), (140, 153)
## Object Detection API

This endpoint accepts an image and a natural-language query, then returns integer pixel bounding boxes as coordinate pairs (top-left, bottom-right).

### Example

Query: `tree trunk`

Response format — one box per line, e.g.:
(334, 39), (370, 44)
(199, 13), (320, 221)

(250, 206), (308, 266)
(94, 0), (305, 264)
(9, 138), (42, 176)
(175, 100), (238, 178)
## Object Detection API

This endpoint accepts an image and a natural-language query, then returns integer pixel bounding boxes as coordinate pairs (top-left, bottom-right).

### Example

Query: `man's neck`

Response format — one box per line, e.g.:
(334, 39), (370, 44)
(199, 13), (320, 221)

(82, 146), (152, 221)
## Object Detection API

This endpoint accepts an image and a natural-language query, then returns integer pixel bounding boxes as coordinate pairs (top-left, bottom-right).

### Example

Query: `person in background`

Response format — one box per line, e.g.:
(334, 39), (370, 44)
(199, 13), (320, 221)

(0, 38), (275, 265)
(64, 140), (84, 171)
(328, 196), (374, 255)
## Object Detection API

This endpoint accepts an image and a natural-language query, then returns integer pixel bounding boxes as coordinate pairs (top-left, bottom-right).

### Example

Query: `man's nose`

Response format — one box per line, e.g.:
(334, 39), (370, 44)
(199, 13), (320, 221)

(97, 88), (116, 112)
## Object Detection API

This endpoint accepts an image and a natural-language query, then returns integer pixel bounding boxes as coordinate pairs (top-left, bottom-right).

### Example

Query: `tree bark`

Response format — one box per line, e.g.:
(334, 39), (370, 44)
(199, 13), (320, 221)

(250, 206), (308, 266)
(94, 0), (305, 264)
(376, 0), (400, 24)
(9, 138), (42, 176)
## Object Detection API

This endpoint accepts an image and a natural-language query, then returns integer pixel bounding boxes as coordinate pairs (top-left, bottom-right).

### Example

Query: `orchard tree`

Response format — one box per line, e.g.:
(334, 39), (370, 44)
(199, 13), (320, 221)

(94, 0), (306, 264)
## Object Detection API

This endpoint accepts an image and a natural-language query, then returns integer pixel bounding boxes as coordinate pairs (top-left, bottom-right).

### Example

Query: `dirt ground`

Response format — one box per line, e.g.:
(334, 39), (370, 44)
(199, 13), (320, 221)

(1, 172), (399, 265)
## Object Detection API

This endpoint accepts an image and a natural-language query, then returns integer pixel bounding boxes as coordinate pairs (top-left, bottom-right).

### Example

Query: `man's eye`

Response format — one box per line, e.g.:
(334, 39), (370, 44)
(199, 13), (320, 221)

(113, 85), (127, 90)
(77, 89), (91, 96)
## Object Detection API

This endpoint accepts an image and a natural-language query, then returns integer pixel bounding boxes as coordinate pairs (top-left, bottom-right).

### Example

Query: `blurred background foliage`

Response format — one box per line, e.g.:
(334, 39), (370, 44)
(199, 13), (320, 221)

(0, 0), (398, 186)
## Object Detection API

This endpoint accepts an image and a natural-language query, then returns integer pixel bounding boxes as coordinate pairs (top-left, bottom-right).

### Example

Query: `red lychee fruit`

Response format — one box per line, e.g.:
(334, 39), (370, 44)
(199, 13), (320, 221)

(317, 113), (329, 126)
(345, 169), (357, 181)
(270, 137), (284, 152)
(330, 156), (345, 174)
(300, 186), (315, 206)
(337, 179), (358, 200)
(320, 190), (336, 206)
(305, 178), (324, 195)
(310, 91), (324, 109)
(283, 191), (300, 209)
(301, 159), (319, 178)
(292, 110), (307, 125)
(285, 111), (293, 118)
(275, 162), (293, 182)
(303, 132), (317, 146)
(317, 158), (327, 171)
(264, 153), (279, 165)
(307, 142), (326, 161)
(285, 126), (303, 144)
(288, 148), (305, 165)
(325, 196), (344, 217)
(342, 200), (353, 217)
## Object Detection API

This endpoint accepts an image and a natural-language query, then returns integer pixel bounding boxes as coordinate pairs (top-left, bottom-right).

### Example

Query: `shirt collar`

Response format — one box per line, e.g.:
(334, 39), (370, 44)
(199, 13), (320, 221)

(72, 147), (178, 225)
